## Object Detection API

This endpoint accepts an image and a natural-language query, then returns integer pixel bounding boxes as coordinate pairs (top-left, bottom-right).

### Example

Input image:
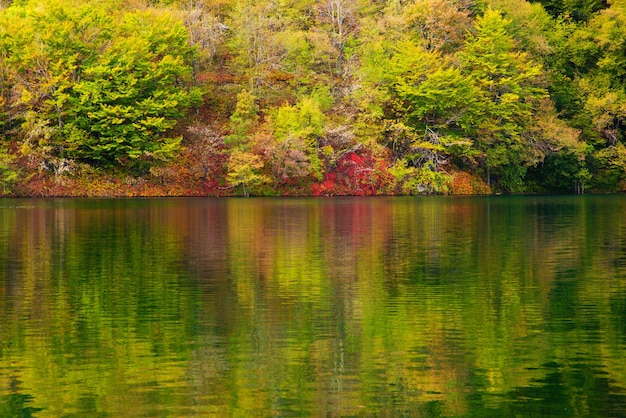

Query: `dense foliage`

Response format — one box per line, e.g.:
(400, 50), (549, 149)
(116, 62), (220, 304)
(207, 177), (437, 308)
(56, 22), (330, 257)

(1, 0), (625, 195)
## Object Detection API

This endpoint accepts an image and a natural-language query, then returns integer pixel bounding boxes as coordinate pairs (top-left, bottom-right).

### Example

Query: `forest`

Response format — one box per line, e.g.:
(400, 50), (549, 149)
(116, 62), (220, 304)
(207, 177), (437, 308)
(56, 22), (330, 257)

(0, 0), (625, 196)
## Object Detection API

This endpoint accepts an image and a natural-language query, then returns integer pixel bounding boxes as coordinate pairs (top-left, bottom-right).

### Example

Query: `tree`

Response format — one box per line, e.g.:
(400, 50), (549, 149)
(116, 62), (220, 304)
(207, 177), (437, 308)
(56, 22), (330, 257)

(266, 139), (312, 186)
(403, 0), (473, 52)
(0, 1), (201, 170)
(182, 3), (228, 77)
(485, 0), (556, 57)
(226, 89), (259, 147)
(548, 1), (626, 189)
(63, 9), (201, 167)
(579, 4), (626, 140)
(185, 123), (227, 182)
(531, 0), (608, 21)
(228, 0), (286, 89)
(1, 1), (113, 162)
(317, 0), (356, 65)
(385, 43), (476, 173)
(459, 7), (551, 191)
(0, 147), (19, 195)
(226, 148), (269, 196)
(267, 94), (329, 181)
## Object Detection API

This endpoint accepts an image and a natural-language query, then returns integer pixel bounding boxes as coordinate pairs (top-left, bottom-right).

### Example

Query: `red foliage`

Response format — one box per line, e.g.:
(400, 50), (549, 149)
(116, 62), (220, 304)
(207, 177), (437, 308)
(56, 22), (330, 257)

(311, 150), (394, 196)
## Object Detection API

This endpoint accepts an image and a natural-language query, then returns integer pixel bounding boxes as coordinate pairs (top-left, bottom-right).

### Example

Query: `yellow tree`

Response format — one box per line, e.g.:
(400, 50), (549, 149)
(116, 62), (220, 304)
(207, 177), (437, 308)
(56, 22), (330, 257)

(226, 148), (269, 196)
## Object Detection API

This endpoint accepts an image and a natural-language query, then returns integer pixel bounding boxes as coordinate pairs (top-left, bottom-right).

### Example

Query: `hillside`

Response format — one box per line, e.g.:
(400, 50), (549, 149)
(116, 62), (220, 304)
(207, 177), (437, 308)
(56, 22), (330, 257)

(1, 0), (625, 196)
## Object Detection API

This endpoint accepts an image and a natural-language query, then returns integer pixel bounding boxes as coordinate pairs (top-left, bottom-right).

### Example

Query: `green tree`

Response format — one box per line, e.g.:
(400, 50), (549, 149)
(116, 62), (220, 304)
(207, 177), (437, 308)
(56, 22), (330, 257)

(272, 97), (326, 143)
(459, 7), (551, 191)
(0, 147), (19, 195)
(1, 1), (113, 161)
(532, 0), (608, 21)
(389, 41), (480, 164)
(547, 1), (626, 189)
(268, 94), (329, 181)
(226, 90), (259, 147)
(0, 1), (200, 171)
(63, 9), (201, 167)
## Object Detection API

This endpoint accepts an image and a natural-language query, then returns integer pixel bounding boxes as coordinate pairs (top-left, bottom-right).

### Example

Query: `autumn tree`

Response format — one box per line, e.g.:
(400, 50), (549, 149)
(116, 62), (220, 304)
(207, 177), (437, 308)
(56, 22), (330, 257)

(228, 1), (286, 89)
(459, 7), (554, 191)
(181, 2), (228, 77)
(317, 0), (356, 67)
(0, 147), (19, 195)
(403, 0), (473, 52)
(0, 0), (620, 194)
(226, 148), (269, 196)
(0, 1), (201, 172)
(540, 0), (626, 190)
(226, 89), (259, 147)
(532, 0), (608, 21)
(264, 94), (330, 184)
(185, 123), (227, 182)
(3, 1), (113, 164)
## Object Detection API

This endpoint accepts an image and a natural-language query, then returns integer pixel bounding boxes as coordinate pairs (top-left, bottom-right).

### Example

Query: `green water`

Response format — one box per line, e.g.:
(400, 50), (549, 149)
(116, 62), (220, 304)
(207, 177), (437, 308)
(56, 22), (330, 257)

(0, 196), (625, 417)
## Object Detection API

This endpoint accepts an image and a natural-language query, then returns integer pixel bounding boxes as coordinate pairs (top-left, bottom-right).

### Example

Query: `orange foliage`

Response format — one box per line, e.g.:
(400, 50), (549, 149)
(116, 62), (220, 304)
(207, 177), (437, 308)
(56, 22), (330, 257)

(449, 171), (491, 195)
(198, 70), (235, 85)
(267, 70), (295, 84)
(449, 171), (474, 195)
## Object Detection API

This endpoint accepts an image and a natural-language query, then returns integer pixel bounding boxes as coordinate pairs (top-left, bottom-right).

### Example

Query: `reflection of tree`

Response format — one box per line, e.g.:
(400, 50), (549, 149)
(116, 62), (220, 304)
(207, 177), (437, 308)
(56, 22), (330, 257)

(0, 393), (41, 417)
(1, 197), (626, 415)
(0, 200), (200, 416)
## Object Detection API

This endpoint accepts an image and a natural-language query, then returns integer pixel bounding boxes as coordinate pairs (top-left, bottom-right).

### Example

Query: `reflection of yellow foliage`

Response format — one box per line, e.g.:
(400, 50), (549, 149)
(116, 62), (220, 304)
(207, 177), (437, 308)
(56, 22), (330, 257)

(3, 198), (626, 415)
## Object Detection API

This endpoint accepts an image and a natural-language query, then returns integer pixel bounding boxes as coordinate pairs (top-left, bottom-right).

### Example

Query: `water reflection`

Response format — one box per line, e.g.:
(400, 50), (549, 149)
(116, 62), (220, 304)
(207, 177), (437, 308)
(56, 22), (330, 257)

(0, 196), (625, 416)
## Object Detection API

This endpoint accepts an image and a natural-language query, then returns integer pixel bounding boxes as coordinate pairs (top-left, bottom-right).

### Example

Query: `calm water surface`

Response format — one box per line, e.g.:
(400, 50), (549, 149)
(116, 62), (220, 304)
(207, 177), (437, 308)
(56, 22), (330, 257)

(0, 196), (625, 417)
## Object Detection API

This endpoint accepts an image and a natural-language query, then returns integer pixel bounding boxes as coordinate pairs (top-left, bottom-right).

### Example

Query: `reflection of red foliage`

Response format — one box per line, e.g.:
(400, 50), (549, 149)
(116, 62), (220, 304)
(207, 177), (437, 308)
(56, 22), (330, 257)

(312, 150), (394, 196)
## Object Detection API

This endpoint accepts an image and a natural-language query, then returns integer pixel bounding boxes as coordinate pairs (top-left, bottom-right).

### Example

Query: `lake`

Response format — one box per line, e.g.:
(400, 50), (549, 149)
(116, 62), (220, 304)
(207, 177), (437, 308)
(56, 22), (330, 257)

(0, 196), (625, 417)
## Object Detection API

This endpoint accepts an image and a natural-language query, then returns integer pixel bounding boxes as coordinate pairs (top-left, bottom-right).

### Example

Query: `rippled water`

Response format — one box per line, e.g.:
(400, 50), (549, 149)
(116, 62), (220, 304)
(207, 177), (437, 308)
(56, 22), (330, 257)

(1, 196), (625, 417)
